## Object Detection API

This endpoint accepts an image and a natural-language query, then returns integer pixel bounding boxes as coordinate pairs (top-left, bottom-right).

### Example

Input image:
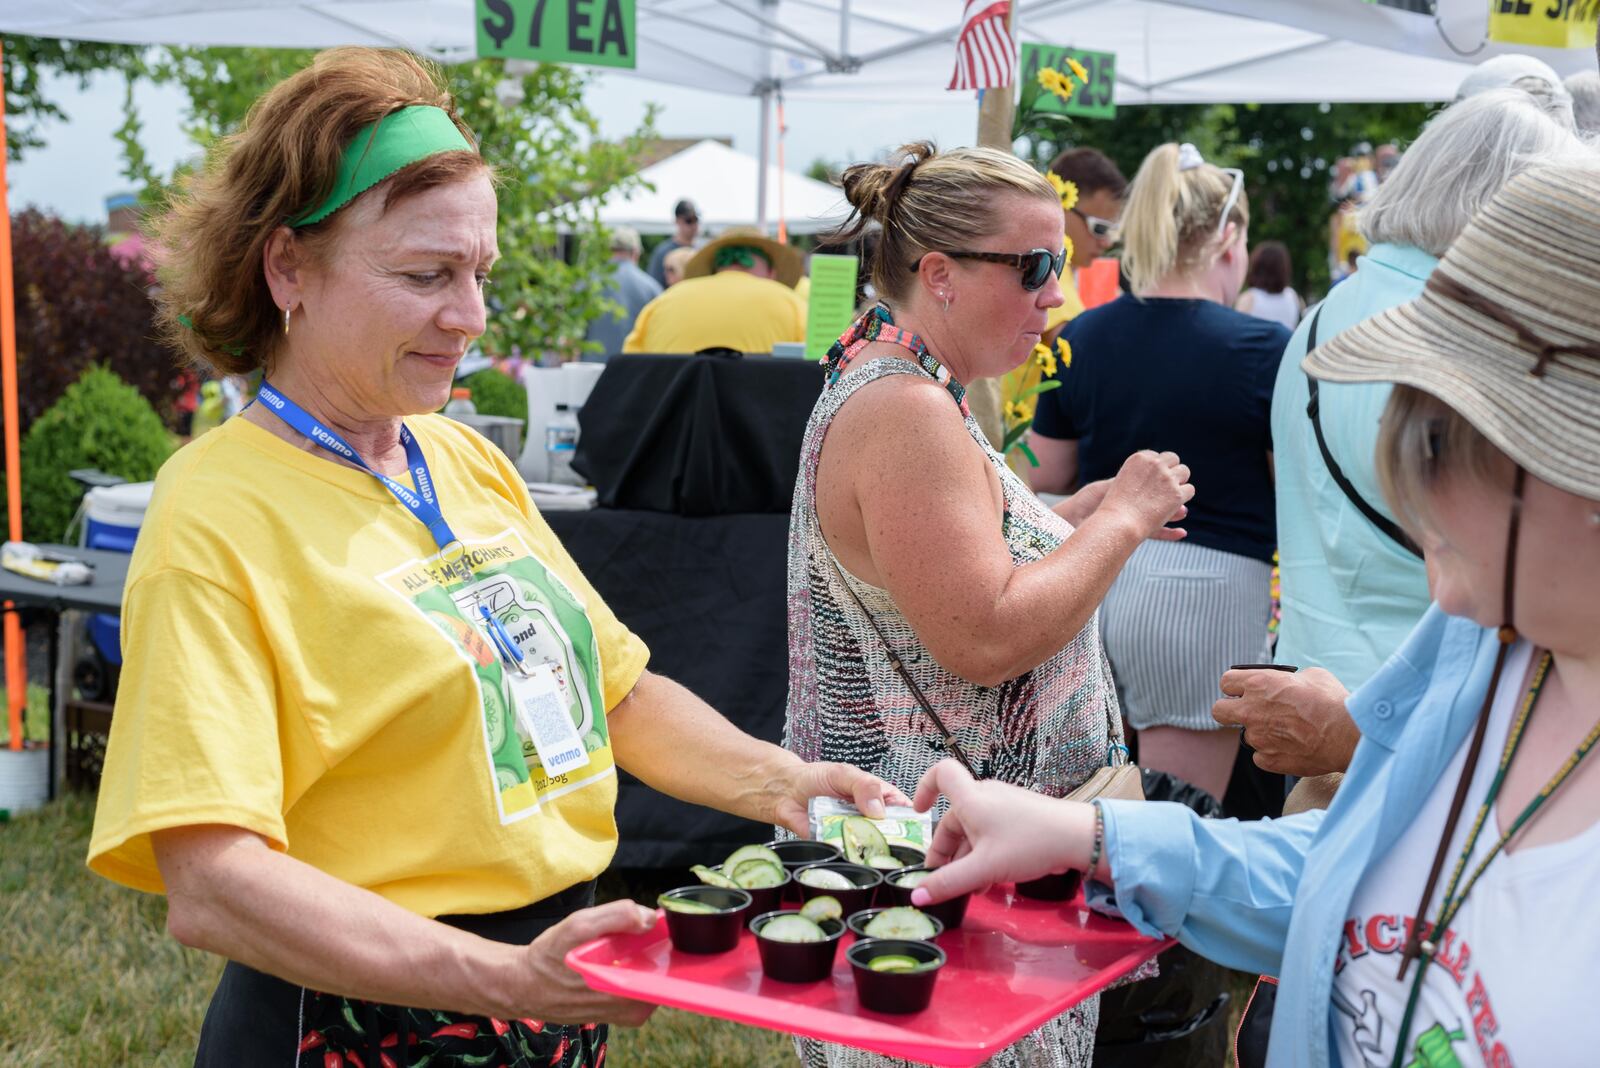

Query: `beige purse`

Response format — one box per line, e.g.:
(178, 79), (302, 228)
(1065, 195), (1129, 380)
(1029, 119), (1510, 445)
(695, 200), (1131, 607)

(1064, 763), (1145, 803)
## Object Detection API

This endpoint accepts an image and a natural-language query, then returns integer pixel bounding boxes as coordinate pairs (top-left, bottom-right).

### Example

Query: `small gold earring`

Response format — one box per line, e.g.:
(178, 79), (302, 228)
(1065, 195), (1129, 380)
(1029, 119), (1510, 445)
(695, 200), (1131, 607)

(283, 304), (293, 336)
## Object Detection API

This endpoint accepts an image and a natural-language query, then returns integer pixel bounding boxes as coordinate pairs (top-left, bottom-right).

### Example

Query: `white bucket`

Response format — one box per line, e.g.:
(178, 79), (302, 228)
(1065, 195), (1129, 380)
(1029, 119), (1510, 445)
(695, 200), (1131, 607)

(0, 745), (49, 815)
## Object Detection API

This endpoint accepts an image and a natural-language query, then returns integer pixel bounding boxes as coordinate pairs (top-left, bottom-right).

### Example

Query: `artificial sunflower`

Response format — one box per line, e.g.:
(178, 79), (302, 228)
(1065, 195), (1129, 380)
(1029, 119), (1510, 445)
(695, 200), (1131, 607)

(1004, 400), (1031, 424)
(1034, 343), (1058, 378)
(1046, 172), (1080, 213)
(1067, 57), (1090, 83)
(1036, 66), (1076, 103)
(1056, 337), (1072, 369)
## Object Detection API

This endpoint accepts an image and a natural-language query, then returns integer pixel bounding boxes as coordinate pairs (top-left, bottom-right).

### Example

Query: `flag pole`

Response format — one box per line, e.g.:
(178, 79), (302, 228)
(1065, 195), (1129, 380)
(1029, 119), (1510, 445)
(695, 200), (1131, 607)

(0, 36), (28, 753)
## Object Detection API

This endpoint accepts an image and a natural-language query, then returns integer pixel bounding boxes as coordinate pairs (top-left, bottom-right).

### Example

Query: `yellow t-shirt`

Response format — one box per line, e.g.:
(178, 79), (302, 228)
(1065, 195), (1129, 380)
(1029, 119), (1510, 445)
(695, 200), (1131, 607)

(622, 271), (807, 354)
(87, 414), (649, 917)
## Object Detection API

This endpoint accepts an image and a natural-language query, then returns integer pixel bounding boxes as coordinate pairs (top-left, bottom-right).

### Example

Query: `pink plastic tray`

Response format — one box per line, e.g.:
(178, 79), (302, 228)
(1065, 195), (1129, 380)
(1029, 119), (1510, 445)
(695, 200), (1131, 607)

(566, 886), (1173, 1066)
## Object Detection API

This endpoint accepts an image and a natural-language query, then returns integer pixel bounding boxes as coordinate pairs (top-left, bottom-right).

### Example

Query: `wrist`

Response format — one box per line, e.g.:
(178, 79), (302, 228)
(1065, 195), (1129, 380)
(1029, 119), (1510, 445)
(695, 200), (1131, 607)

(468, 938), (532, 1021)
(754, 746), (808, 826)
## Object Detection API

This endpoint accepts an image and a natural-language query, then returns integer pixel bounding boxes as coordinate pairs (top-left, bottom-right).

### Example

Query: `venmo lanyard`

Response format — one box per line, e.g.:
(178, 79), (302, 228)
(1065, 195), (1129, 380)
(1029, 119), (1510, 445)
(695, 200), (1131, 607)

(256, 381), (463, 560)
(1391, 650), (1600, 1065)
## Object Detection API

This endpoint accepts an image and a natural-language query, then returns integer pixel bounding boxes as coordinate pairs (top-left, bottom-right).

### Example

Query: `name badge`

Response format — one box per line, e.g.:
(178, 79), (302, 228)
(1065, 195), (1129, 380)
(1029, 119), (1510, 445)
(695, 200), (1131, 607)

(508, 663), (591, 777)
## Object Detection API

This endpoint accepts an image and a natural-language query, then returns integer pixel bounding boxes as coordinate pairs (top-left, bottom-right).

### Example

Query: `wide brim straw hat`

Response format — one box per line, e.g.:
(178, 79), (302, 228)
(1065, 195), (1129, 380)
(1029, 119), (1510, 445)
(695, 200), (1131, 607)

(685, 226), (805, 288)
(1304, 163), (1600, 501)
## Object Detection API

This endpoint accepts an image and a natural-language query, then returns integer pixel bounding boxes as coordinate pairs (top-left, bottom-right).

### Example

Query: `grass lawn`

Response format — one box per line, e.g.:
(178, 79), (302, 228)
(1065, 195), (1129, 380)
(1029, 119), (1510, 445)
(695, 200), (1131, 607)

(0, 794), (792, 1066)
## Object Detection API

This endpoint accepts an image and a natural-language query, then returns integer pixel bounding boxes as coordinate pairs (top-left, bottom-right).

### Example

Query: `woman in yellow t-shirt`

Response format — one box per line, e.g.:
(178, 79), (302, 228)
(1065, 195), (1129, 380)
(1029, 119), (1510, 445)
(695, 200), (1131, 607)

(88, 49), (900, 1068)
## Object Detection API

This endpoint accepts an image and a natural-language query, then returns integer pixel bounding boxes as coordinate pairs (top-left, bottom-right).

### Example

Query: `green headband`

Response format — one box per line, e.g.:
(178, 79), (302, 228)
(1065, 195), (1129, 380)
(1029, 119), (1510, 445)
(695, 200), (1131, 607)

(714, 245), (772, 271)
(290, 105), (475, 228)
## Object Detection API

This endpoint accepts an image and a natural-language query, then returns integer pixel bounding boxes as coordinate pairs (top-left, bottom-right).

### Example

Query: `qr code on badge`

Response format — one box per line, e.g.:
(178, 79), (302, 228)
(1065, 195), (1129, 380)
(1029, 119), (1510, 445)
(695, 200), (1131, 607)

(515, 685), (585, 771)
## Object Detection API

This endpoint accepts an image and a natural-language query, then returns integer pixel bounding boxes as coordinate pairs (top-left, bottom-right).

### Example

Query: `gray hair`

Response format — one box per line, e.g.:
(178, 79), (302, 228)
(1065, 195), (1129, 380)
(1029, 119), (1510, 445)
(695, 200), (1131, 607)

(1567, 71), (1600, 138)
(608, 224), (642, 255)
(1359, 89), (1592, 256)
(1457, 53), (1576, 129)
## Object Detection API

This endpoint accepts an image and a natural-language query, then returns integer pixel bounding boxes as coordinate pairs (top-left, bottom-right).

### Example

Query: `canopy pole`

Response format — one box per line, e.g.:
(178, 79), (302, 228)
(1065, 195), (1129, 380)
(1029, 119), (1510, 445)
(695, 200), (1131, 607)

(756, 84), (772, 233)
(966, 2), (1019, 453)
(0, 37), (27, 752)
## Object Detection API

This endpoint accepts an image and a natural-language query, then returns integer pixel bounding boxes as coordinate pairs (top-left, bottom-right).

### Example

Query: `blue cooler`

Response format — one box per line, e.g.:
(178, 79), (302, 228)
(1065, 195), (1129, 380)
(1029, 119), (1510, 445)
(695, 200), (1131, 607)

(81, 482), (154, 666)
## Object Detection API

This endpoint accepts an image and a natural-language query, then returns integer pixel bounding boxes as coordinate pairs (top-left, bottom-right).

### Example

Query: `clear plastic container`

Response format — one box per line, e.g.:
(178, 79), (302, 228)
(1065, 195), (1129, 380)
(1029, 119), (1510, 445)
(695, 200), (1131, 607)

(443, 387), (477, 416)
(545, 404), (580, 485)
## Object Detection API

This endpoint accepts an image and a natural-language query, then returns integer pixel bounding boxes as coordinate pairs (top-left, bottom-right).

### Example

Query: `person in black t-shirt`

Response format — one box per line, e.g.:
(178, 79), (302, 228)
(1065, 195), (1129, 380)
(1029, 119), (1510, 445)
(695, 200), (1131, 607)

(1028, 141), (1289, 807)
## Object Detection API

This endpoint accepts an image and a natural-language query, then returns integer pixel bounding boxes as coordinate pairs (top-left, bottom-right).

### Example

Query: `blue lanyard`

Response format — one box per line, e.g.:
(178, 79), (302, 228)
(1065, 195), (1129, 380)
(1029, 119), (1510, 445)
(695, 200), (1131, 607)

(256, 381), (462, 558)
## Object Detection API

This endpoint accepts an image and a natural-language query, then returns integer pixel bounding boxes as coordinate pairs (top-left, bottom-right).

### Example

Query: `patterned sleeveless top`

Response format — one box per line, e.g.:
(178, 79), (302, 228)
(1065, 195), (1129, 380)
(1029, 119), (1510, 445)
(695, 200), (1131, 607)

(783, 307), (1119, 1068)
(786, 305), (1124, 805)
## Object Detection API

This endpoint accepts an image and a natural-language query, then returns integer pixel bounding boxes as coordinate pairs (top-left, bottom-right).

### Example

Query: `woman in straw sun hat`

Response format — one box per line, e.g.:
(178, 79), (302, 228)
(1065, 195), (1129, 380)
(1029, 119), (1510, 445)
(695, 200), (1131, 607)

(905, 160), (1600, 1068)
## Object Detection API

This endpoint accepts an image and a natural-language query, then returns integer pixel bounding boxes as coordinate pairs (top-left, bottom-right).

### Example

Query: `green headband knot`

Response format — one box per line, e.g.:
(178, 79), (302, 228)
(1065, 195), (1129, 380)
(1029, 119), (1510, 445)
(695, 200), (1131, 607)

(714, 245), (771, 271)
(290, 105), (475, 228)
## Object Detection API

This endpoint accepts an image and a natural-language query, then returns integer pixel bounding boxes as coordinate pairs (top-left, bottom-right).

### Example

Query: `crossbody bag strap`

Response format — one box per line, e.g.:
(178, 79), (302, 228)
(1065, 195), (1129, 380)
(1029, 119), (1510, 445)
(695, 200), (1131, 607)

(824, 553), (980, 778)
(1304, 306), (1423, 559)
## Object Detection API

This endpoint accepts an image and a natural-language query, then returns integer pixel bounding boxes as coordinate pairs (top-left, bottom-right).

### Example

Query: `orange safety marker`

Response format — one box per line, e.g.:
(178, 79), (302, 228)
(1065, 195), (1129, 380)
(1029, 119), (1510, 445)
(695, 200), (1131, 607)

(0, 37), (29, 751)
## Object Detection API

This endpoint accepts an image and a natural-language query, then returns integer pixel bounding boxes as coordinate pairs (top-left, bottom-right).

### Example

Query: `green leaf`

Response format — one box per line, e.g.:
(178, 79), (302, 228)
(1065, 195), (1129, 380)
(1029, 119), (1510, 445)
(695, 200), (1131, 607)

(1018, 380), (1063, 401)
(1015, 440), (1040, 467)
(1000, 422), (1032, 452)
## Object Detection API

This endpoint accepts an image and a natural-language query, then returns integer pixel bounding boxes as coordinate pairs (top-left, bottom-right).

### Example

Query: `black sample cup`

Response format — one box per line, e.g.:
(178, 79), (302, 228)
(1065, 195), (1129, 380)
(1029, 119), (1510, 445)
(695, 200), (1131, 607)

(707, 864), (791, 917)
(793, 862), (883, 916)
(847, 938), (947, 1014)
(879, 866), (971, 930)
(1015, 870), (1082, 901)
(765, 838), (844, 872)
(750, 911), (847, 982)
(844, 906), (945, 944)
(659, 886), (751, 954)
(768, 840), (844, 902)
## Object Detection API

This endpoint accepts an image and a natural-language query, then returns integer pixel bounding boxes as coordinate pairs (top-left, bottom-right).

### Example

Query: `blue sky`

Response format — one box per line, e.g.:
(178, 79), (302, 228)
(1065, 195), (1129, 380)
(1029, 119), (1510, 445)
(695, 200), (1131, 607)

(8, 67), (978, 225)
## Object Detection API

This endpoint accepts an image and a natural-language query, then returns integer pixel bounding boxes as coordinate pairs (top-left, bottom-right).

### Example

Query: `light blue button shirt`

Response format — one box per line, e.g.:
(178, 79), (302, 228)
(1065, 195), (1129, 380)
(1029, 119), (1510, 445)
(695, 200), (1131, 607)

(1100, 605), (1502, 1067)
(1271, 244), (1438, 689)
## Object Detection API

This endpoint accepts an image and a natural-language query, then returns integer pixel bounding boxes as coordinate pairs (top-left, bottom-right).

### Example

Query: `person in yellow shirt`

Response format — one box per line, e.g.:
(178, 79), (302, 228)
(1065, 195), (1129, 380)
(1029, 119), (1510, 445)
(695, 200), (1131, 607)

(1002, 148), (1127, 457)
(90, 49), (901, 1068)
(623, 226), (807, 354)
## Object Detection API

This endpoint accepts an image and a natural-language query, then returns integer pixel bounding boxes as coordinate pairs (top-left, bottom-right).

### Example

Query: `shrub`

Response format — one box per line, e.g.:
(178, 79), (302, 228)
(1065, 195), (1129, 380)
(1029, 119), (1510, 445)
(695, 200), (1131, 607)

(8, 209), (188, 436)
(18, 366), (174, 542)
(461, 368), (527, 429)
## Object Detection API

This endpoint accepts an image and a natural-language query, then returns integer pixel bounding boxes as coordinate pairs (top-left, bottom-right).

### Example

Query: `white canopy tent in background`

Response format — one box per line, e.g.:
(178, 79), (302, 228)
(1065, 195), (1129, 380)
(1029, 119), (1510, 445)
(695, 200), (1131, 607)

(6, 0), (1599, 228)
(579, 138), (845, 235)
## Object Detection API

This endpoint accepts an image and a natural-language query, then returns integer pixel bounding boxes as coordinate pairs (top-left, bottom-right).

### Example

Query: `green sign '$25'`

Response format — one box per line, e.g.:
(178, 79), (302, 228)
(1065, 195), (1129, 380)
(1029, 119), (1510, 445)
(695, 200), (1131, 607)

(477, 0), (637, 69)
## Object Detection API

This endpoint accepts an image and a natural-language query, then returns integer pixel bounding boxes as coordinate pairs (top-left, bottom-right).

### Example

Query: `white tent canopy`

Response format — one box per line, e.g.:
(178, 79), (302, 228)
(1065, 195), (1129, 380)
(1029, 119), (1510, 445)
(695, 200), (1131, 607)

(581, 139), (845, 235)
(9, 0), (1597, 227)
(5, 0), (1596, 105)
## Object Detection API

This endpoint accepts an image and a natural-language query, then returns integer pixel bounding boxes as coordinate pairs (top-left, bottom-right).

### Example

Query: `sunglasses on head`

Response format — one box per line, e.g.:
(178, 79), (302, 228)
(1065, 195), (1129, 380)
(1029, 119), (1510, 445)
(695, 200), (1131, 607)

(1070, 207), (1120, 243)
(913, 248), (1067, 292)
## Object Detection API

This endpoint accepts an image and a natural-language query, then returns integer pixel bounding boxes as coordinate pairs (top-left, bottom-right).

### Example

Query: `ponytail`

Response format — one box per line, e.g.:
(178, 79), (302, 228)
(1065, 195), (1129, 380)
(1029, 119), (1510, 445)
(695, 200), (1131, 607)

(1120, 142), (1249, 294)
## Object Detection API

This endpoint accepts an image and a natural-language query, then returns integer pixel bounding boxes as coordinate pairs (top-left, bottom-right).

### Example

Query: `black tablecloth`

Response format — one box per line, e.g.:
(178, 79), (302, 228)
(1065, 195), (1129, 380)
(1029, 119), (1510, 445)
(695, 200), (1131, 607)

(0, 545), (129, 614)
(572, 353), (823, 516)
(544, 508), (790, 868)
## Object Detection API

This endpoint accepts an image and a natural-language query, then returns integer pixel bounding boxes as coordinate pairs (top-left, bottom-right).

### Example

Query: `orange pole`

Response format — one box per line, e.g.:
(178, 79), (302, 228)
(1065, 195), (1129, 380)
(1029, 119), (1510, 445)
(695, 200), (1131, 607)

(0, 37), (27, 751)
(775, 95), (788, 245)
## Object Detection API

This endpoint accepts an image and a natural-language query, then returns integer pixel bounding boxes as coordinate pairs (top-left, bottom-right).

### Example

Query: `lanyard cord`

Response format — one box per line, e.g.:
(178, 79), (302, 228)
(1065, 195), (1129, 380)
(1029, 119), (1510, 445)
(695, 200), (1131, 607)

(1391, 650), (1600, 1066)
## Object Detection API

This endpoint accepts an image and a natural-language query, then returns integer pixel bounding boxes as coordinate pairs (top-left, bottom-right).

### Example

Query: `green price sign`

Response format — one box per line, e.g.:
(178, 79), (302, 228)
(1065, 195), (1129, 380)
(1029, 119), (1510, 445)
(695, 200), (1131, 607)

(476, 0), (637, 69)
(1020, 43), (1116, 120)
(804, 255), (861, 361)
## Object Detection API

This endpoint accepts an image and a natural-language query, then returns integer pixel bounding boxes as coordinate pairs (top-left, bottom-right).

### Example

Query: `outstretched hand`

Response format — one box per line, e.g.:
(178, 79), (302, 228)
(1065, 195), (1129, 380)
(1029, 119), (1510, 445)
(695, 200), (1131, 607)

(906, 760), (1096, 906)
(772, 761), (910, 837)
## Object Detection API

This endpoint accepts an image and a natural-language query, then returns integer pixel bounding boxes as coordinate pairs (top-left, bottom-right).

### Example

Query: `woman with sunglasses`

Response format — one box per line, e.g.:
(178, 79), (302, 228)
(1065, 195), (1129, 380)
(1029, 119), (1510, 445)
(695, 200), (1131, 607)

(912, 160), (1600, 1068)
(1029, 142), (1288, 812)
(784, 141), (1192, 1068)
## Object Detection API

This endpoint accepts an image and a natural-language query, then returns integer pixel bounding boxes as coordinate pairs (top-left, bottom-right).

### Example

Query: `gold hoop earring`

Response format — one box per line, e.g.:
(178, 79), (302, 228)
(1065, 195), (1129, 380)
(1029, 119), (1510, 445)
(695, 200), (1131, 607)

(283, 304), (293, 336)
(942, 292), (951, 314)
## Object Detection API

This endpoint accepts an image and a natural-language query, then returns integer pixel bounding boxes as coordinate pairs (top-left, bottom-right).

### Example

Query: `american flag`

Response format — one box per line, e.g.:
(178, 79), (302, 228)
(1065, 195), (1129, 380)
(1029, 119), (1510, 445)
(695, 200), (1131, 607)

(948, 0), (1016, 91)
